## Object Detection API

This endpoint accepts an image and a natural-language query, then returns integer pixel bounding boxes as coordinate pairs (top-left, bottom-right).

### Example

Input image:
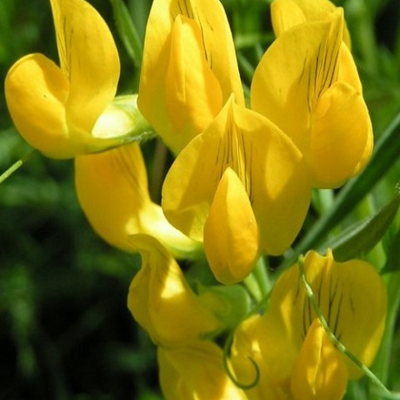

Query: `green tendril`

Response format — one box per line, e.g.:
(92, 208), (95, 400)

(222, 329), (260, 390)
(298, 255), (391, 395)
(0, 150), (36, 184)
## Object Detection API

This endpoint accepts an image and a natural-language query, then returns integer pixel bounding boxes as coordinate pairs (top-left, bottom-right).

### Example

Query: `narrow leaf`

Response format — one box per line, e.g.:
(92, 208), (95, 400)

(322, 193), (400, 262)
(109, 0), (143, 69)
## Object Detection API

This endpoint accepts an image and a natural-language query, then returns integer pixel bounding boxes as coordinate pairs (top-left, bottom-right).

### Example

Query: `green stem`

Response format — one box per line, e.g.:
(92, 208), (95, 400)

(0, 150), (36, 184)
(244, 257), (273, 302)
(252, 256), (273, 298)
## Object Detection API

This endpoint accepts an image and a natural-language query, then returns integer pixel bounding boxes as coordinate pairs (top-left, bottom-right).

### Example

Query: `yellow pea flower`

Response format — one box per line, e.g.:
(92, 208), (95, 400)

(238, 250), (387, 399)
(162, 96), (311, 283)
(75, 143), (198, 259)
(5, 0), (142, 159)
(127, 234), (222, 347)
(158, 341), (247, 400)
(252, 7), (373, 188)
(138, 0), (244, 154)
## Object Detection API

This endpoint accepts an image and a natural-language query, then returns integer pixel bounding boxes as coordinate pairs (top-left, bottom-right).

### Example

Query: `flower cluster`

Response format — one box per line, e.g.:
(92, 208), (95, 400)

(4, 0), (387, 399)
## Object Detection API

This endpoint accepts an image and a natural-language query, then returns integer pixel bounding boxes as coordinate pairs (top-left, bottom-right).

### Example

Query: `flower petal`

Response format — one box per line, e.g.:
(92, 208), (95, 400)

(5, 54), (71, 157)
(251, 10), (343, 152)
(50, 0), (120, 134)
(127, 234), (220, 346)
(271, 0), (351, 47)
(164, 14), (223, 152)
(203, 168), (260, 284)
(231, 315), (289, 400)
(291, 319), (348, 400)
(75, 143), (197, 258)
(309, 82), (372, 187)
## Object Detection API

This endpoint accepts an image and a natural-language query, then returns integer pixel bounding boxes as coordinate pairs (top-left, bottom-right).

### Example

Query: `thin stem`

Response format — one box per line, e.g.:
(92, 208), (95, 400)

(252, 256), (273, 299)
(0, 150), (36, 184)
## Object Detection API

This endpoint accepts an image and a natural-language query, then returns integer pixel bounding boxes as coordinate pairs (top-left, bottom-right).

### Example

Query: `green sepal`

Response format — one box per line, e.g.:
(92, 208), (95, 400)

(196, 284), (252, 331)
(92, 94), (156, 144)
(320, 193), (400, 262)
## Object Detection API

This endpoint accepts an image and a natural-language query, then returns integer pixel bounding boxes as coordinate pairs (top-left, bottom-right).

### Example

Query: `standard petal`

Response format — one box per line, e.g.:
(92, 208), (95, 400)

(50, 0), (120, 134)
(75, 143), (197, 257)
(338, 44), (363, 92)
(271, 0), (307, 36)
(251, 12), (343, 153)
(127, 235), (221, 347)
(290, 319), (348, 400)
(185, 0), (244, 105)
(271, 0), (351, 47)
(203, 168), (260, 284)
(5, 54), (71, 157)
(309, 82), (372, 187)
(158, 341), (247, 400)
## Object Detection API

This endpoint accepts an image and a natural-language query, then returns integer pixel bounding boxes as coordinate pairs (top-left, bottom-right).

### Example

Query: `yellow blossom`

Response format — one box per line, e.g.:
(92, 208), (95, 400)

(5, 0), (139, 158)
(138, 0), (244, 154)
(162, 96), (311, 283)
(233, 250), (386, 399)
(252, 6), (373, 188)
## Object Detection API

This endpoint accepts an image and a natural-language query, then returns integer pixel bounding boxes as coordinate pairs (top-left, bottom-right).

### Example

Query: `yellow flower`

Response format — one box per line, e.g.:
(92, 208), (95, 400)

(138, 0), (244, 154)
(158, 341), (247, 400)
(252, 6), (373, 188)
(127, 234), (222, 347)
(75, 143), (198, 259)
(5, 0), (141, 159)
(162, 96), (311, 284)
(233, 250), (386, 400)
